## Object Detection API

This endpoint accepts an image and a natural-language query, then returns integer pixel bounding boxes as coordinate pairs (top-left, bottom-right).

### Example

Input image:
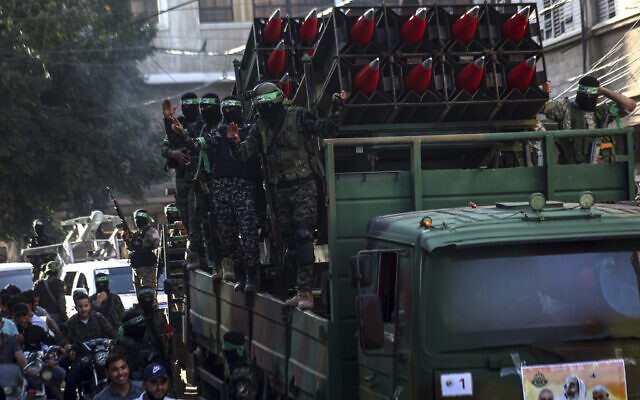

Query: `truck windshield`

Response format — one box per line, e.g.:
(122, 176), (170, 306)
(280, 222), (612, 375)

(424, 241), (640, 353)
(103, 267), (135, 295)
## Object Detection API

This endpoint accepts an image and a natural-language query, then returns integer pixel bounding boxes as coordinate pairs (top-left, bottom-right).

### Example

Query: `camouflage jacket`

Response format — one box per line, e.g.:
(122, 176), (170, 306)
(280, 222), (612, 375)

(65, 311), (115, 348)
(160, 117), (206, 180)
(131, 304), (175, 363)
(229, 106), (339, 185)
(34, 277), (67, 322)
(89, 292), (125, 333)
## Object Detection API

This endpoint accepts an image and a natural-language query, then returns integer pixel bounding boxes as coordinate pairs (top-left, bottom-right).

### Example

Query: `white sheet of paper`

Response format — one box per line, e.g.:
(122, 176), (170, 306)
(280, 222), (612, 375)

(441, 372), (473, 397)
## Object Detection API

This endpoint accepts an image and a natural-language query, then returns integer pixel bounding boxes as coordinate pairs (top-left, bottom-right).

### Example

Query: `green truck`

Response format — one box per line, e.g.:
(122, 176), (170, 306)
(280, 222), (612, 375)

(163, 3), (640, 399)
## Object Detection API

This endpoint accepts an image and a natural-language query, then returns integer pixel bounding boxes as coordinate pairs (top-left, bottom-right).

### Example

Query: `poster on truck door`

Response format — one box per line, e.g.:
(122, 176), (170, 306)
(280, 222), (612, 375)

(521, 359), (627, 400)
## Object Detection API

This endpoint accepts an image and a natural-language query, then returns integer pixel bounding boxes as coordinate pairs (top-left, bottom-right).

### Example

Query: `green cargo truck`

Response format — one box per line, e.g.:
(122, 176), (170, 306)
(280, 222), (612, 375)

(166, 3), (640, 399)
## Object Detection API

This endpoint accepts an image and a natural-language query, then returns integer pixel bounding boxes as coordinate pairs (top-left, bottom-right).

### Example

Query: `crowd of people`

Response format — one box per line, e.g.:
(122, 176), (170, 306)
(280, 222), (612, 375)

(0, 260), (176, 400)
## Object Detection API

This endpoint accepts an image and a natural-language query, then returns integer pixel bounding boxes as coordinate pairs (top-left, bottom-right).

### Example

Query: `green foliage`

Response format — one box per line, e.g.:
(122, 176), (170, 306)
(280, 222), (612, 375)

(0, 0), (166, 240)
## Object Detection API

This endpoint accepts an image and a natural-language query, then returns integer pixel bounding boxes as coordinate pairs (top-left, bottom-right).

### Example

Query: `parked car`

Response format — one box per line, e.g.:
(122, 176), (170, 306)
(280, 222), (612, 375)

(61, 259), (167, 318)
(0, 263), (34, 291)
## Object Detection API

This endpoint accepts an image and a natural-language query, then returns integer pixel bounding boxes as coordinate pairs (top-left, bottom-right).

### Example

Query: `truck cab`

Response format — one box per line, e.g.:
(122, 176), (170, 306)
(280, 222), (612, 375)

(353, 200), (640, 399)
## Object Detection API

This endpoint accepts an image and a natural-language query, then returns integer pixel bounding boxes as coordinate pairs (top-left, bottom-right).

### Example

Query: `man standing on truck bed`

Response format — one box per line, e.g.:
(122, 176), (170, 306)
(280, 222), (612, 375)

(541, 76), (636, 164)
(227, 82), (345, 309)
(124, 210), (160, 298)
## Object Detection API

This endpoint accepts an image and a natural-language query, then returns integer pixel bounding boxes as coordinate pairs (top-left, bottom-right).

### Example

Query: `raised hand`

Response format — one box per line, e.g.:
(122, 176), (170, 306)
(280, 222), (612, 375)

(162, 99), (177, 118)
(542, 81), (551, 95)
(227, 122), (240, 143)
(171, 116), (185, 136)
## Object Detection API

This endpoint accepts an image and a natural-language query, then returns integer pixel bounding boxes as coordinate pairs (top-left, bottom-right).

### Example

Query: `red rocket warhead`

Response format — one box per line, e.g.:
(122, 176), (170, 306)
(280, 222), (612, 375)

(278, 73), (291, 97)
(299, 8), (318, 42)
(401, 7), (427, 45)
(502, 6), (530, 43)
(354, 57), (380, 96)
(349, 8), (375, 46)
(456, 56), (485, 93)
(308, 42), (318, 56)
(405, 57), (433, 94)
(507, 56), (536, 92)
(451, 6), (479, 44)
(263, 8), (282, 43)
(266, 40), (285, 74)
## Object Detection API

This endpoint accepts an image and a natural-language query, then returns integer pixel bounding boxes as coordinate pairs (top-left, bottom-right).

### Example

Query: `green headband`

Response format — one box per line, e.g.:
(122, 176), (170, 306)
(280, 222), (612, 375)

(123, 315), (144, 327)
(221, 340), (245, 357)
(200, 97), (220, 105)
(165, 206), (178, 212)
(181, 98), (199, 105)
(139, 287), (155, 296)
(252, 89), (283, 106)
(577, 84), (599, 95)
(35, 221), (43, 226)
(135, 211), (151, 220)
(221, 99), (242, 108)
(95, 275), (110, 283)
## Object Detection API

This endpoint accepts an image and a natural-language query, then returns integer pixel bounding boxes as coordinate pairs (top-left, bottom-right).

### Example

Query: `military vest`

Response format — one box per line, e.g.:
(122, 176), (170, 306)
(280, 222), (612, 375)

(557, 102), (614, 164)
(259, 107), (314, 185)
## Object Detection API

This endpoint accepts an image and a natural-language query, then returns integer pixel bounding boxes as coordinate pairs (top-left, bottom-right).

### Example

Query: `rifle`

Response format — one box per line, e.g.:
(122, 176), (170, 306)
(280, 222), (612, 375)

(257, 154), (286, 273)
(106, 187), (132, 240)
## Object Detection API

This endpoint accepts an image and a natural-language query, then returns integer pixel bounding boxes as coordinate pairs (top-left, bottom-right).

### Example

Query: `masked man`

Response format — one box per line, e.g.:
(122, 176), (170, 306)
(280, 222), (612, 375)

(124, 210), (160, 298)
(161, 93), (205, 241)
(542, 76), (636, 164)
(26, 219), (55, 280)
(90, 272), (125, 330)
(227, 82), (345, 309)
(33, 261), (67, 326)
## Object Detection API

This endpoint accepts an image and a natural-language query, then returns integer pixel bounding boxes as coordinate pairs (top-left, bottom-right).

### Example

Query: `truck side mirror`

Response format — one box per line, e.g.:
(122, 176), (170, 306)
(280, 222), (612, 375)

(349, 254), (373, 288)
(356, 294), (384, 350)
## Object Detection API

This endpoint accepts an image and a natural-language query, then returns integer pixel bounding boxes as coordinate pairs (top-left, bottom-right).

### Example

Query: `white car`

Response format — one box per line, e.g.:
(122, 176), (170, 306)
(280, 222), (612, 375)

(61, 259), (167, 318)
(0, 263), (34, 291)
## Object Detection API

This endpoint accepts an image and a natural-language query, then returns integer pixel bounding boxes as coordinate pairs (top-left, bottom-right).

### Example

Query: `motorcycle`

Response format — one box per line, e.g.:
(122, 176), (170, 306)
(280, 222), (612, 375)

(77, 338), (111, 400)
(0, 363), (25, 400)
(24, 346), (65, 400)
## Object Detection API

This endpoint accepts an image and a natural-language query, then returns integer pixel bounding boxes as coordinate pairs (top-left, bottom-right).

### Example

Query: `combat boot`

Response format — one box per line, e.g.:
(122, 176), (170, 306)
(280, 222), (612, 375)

(221, 258), (235, 281)
(244, 264), (257, 293)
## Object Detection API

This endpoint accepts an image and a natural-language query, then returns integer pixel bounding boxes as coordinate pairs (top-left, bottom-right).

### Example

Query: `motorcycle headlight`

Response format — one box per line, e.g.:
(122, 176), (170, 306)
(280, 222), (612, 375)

(95, 351), (108, 366)
(41, 369), (53, 382)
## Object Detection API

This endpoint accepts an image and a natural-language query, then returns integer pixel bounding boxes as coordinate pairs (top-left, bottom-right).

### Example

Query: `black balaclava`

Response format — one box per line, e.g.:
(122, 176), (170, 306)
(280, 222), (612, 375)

(258, 102), (284, 125)
(122, 309), (146, 341)
(575, 75), (600, 112)
(138, 287), (155, 312)
(221, 96), (243, 124)
(134, 209), (151, 229)
(222, 330), (246, 367)
(33, 219), (44, 236)
(181, 92), (200, 123)
(95, 273), (110, 294)
(200, 93), (221, 126)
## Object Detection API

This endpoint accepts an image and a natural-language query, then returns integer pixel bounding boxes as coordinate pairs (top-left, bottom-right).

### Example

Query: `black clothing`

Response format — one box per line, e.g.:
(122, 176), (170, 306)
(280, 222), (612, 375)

(17, 323), (56, 352)
(213, 124), (259, 181)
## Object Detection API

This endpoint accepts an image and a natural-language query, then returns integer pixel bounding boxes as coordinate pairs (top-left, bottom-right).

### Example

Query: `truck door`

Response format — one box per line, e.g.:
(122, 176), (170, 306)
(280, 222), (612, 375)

(358, 249), (412, 400)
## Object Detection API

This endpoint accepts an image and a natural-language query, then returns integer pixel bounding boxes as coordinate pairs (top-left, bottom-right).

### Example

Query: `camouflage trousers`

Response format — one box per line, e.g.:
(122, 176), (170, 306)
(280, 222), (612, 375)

(132, 265), (157, 296)
(175, 178), (190, 234)
(187, 180), (213, 258)
(274, 179), (317, 292)
(211, 177), (260, 271)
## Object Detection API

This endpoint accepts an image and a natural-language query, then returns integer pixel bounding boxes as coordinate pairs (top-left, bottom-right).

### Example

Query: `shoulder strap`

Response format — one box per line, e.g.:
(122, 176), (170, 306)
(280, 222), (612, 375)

(42, 280), (65, 315)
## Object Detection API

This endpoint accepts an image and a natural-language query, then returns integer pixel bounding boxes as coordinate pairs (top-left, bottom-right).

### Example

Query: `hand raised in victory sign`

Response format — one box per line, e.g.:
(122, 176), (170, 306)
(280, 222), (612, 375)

(162, 99), (177, 119)
(227, 122), (240, 144)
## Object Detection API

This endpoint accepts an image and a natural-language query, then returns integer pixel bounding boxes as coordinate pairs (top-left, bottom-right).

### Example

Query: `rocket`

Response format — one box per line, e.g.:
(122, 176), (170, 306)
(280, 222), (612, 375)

(456, 56), (485, 93)
(263, 8), (282, 43)
(354, 58), (380, 96)
(278, 73), (291, 97)
(266, 40), (285, 74)
(401, 7), (427, 45)
(405, 57), (433, 94)
(349, 8), (375, 46)
(451, 6), (479, 44)
(299, 8), (318, 42)
(507, 56), (536, 92)
(502, 6), (530, 43)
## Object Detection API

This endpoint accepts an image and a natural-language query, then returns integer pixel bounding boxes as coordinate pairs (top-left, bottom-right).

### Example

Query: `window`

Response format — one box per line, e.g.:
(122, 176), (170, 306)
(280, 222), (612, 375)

(64, 272), (77, 295)
(131, 0), (169, 28)
(252, 0), (334, 19)
(597, 0), (617, 21)
(77, 273), (88, 290)
(538, 0), (579, 41)
(377, 252), (397, 323)
(199, 0), (234, 23)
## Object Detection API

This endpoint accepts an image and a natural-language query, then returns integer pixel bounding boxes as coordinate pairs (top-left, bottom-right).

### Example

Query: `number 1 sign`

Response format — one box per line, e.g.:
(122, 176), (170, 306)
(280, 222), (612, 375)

(441, 372), (473, 397)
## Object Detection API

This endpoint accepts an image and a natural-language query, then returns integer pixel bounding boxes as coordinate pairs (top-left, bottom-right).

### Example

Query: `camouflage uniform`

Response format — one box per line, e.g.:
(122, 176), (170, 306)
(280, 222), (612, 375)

(230, 106), (339, 293)
(161, 117), (205, 238)
(89, 292), (125, 332)
(127, 225), (160, 296)
(542, 100), (623, 164)
(34, 274), (67, 325)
